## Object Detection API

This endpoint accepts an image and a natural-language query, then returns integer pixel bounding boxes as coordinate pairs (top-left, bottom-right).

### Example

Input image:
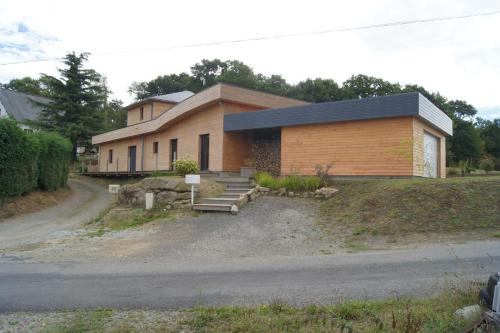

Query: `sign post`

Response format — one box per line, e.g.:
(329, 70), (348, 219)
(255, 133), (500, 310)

(185, 174), (200, 205)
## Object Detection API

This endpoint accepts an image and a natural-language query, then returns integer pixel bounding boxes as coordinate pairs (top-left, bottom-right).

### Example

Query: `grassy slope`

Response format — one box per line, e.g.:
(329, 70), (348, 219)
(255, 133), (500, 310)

(37, 281), (481, 333)
(319, 176), (500, 239)
(85, 176), (223, 234)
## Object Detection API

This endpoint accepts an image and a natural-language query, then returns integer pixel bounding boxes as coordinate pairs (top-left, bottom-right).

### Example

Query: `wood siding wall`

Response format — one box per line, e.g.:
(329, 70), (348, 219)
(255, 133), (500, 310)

(99, 102), (248, 172)
(412, 118), (447, 178)
(127, 101), (175, 126)
(281, 117), (414, 176)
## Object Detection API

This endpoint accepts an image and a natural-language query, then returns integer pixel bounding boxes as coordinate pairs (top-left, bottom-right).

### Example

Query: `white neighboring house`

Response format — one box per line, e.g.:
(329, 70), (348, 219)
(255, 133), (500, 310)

(0, 88), (50, 131)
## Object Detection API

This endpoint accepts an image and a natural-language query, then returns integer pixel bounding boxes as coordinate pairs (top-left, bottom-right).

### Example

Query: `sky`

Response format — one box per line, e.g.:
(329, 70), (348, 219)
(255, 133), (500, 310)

(0, 0), (499, 119)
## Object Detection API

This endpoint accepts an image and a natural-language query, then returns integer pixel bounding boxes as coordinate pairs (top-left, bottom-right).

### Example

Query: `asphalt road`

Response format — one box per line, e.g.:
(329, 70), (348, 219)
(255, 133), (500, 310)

(1, 241), (499, 312)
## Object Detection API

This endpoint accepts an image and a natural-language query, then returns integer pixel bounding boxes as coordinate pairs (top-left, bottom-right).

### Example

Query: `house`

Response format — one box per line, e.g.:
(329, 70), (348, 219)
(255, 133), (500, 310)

(91, 83), (452, 178)
(0, 88), (50, 131)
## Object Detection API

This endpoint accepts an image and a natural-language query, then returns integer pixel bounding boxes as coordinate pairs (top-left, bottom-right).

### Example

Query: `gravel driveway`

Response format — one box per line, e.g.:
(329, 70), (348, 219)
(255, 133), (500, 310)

(0, 196), (334, 263)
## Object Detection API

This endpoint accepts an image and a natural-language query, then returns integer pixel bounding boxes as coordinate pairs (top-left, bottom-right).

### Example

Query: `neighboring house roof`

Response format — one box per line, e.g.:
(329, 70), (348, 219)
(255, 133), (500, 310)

(92, 84), (309, 144)
(0, 88), (50, 123)
(125, 91), (195, 110)
(224, 92), (453, 136)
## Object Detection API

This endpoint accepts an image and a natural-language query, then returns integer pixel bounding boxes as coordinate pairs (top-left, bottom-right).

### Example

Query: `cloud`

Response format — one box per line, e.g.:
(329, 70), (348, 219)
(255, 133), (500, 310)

(0, 22), (58, 62)
(477, 106), (500, 120)
(17, 23), (29, 33)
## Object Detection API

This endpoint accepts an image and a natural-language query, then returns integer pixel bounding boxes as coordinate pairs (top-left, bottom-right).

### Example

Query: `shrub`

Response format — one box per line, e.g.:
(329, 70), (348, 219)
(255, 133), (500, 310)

(0, 118), (40, 199)
(459, 159), (472, 176)
(314, 163), (333, 186)
(173, 158), (199, 176)
(255, 172), (275, 188)
(478, 158), (495, 173)
(36, 132), (72, 191)
(279, 175), (302, 192)
(447, 168), (459, 177)
(303, 176), (321, 191)
(255, 172), (322, 192)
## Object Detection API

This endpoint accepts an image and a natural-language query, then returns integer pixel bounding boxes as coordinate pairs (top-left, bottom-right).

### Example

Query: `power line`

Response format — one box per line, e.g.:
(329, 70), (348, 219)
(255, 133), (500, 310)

(1, 9), (499, 66)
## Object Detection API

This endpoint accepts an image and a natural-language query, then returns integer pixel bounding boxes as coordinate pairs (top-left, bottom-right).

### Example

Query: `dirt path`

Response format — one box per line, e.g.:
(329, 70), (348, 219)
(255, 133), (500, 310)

(0, 178), (112, 251)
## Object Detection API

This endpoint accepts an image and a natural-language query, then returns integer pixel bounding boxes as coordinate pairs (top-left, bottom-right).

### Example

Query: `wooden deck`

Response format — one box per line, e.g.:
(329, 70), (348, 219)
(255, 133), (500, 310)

(79, 170), (176, 178)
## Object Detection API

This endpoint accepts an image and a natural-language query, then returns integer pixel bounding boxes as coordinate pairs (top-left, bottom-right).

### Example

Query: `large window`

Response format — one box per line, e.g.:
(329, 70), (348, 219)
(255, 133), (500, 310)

(108, 149), (113, 164)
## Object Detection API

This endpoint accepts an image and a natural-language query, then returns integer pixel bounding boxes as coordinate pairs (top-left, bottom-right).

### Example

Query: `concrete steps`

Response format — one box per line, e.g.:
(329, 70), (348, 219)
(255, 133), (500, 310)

(192, 203), (232, 212)
(192, 177), (255, 213)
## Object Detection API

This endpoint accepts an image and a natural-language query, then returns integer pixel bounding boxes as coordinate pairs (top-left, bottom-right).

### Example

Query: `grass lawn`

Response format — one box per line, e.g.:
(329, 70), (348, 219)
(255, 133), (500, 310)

(318, 176), (500, 249)
(17, 281), (481, 332)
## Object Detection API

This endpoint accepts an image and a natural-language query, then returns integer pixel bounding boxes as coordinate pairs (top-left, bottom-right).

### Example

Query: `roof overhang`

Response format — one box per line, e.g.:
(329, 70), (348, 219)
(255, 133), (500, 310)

(224, 92), (453, 136)
(92, 84), (308, 145)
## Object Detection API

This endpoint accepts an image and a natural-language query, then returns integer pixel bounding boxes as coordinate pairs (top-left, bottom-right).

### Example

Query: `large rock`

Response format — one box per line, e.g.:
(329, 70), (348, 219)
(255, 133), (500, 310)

(315, 187), (339, 198)
(142, 177), (190, 192)
(118, 177), (193, 207)
(118, 184), (146, 206)
(155, 191), (191, 205)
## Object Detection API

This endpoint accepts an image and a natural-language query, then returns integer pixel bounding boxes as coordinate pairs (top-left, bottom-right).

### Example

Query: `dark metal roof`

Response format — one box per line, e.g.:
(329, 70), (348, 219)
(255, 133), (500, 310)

(0, 88), (50, 122)
(125, 91), (194, 110)
(224, 92), (453, 135)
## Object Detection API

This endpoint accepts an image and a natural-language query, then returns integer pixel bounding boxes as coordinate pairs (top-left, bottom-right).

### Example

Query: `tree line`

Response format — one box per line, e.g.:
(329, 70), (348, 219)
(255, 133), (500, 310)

(2, 55), (499, 169)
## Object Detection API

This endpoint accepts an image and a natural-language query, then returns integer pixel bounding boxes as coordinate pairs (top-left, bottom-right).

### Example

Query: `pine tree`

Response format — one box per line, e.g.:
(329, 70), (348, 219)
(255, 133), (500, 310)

(35, 52), (106, 160)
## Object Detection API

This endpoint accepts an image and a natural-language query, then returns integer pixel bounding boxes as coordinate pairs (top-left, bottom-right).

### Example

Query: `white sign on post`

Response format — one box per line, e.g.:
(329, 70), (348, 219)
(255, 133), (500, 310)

(185, 174), (200, 205)
(185, 174), (200, 185)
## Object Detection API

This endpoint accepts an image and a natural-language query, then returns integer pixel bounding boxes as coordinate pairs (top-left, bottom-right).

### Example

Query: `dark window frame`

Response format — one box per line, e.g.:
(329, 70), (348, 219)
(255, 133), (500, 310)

(140, 107), (144, 120)
(108, 149), (113, 164)
(153, 141), (159, 154)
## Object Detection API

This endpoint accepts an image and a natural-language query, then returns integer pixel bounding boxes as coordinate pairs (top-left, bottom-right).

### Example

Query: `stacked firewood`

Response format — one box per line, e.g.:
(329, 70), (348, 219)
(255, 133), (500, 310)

(250, 138), (281, 176)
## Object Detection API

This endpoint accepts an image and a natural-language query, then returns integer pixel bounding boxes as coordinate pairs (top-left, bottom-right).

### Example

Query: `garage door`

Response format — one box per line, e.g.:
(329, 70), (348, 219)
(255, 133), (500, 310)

(423, 132), (438, 178)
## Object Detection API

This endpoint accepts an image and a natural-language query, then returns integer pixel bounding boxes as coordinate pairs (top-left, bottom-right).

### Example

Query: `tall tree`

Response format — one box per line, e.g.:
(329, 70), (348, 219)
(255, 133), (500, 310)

(342, 74), (402, 98)
(2, 77), (52, 97)
(35, 52), (107, 160)
(255, 74), (291, 96)
(291, 78), (343, 102)
(128, 73), (200, 100)
(103, 99), (126, 131)
(477, 118), (500, 164)
(190, 59), (227, 87)
(218, 60), (256, 88)
(448, 119), (484, 164)
(448, 100), (477, 120)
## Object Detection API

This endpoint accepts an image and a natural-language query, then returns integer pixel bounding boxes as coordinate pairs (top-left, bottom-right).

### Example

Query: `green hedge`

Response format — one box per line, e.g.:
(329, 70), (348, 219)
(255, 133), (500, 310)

(0, 119), (39, 198)
(0, 118), (72, 200)
(37, 132), (72, 191)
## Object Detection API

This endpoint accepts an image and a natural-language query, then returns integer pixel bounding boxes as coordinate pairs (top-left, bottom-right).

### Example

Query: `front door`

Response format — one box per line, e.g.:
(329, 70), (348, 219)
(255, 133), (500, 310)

(128, 146), (137, 172)
(200, 134), (209, 171)
(170, 139), (177, 170)
(423, 132), (438, 178)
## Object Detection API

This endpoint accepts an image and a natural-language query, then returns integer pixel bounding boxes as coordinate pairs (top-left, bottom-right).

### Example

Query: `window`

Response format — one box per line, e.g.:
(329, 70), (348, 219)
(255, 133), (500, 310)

(153, 141), (158, 154)
(108, 149), (113, 164)
(140, 107), (144, 120)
